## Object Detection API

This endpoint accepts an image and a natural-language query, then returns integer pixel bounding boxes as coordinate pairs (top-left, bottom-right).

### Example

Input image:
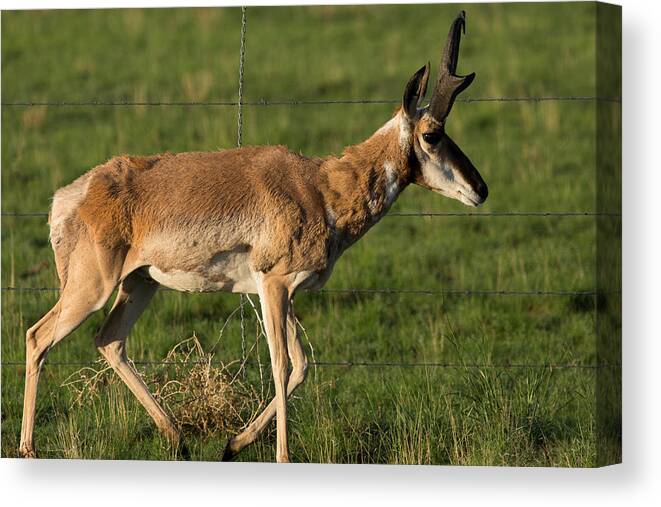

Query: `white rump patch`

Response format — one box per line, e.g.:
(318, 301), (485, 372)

(49, 172), (92, 246)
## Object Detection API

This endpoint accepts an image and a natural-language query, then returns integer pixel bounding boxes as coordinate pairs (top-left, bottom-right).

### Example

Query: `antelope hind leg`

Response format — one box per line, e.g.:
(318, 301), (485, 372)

(95, 272), (182, 448)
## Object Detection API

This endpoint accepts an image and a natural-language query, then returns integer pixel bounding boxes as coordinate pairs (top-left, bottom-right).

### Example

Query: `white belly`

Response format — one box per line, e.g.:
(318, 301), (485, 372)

(147, 250), (257, 294)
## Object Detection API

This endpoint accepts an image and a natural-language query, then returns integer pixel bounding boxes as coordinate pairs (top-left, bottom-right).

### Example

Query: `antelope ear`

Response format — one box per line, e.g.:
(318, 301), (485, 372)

(402, 62), (430, 120)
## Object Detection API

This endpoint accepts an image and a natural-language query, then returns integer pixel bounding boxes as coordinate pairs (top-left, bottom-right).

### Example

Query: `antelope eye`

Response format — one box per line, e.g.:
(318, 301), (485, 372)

(422, 132), (442, 145)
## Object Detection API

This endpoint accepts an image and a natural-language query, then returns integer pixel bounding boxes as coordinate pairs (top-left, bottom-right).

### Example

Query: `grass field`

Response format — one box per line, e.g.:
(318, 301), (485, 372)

(2, 3), (604, 465)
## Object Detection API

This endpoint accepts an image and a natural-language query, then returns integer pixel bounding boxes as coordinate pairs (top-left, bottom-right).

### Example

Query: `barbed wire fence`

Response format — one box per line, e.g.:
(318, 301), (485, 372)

(236, 7), (250, 379)
(1, 7), (621, 373)
(1, 96), (621, 107)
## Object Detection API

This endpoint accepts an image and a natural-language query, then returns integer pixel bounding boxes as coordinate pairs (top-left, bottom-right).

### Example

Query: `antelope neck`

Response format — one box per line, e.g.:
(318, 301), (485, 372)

(317, 112), (413, 245)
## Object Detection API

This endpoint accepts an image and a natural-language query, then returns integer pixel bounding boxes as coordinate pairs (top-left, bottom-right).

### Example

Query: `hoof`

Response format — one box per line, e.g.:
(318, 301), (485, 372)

(177, 439), (191, 461)
(19, 445), (37, 459)
(221, 439), (239, 462)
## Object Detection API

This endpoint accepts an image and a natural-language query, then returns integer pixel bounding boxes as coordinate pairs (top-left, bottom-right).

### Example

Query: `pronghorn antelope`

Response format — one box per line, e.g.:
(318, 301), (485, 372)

(20, 11), (487, 462)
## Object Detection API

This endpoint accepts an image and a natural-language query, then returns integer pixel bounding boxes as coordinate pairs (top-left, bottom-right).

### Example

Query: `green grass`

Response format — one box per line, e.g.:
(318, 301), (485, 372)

(2, 3), (601, 465)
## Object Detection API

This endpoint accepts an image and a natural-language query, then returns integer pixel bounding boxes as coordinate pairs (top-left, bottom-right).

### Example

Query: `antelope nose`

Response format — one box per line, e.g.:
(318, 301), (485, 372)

(476, 180), (488, 202)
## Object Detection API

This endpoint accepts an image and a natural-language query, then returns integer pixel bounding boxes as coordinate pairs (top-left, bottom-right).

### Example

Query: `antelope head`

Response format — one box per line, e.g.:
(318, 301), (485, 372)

(402, 11), (488, 207)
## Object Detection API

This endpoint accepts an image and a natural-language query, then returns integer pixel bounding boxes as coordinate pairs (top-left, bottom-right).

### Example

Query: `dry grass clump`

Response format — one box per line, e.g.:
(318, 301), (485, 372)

(62, 334), (267, 437)
(61, 361), (113, 408)
(152, 336), (266, 435)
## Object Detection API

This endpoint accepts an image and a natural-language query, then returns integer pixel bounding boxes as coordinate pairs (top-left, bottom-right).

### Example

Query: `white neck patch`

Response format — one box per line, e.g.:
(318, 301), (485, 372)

(375, 112), (412, 153)
(365, 161), (400, 218)
(398, 117), (412, 151)
(383, 161), (399, 208)
(375, 115), (399, 136)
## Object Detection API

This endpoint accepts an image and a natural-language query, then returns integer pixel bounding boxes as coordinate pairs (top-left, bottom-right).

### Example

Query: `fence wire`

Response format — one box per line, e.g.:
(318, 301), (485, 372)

(0, 96), (621, 107)
(0, 359), (618, 370)
(236, 7), (247, 148)
(236, 7), (248, 376)
(0, 286), (607, 297)
(0, 7), (621, 374)
(0, 211), (621, 218)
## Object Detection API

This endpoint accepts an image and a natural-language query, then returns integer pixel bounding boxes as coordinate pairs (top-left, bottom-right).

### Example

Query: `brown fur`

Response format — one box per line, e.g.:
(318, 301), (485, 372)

(24, 12), (485, 462)
(32, 122), (418, 461)
(53, 114), (416, 289)
(319, 117), (414, 245)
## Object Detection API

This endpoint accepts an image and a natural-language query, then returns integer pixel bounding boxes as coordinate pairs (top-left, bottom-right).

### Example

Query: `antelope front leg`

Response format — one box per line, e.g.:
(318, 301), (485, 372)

(223, 300), (307, 460)
(256, 274), (291, 462)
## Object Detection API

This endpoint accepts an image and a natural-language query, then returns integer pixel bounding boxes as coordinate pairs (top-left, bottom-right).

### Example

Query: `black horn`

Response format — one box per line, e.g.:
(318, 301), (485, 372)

(428, 11), (476, 123)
